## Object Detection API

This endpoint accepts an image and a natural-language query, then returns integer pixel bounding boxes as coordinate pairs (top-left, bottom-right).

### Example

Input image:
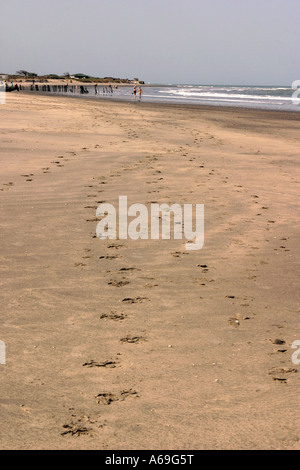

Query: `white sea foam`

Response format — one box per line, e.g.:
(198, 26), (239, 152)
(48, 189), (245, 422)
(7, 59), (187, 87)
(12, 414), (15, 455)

(159, 89), (294, 102)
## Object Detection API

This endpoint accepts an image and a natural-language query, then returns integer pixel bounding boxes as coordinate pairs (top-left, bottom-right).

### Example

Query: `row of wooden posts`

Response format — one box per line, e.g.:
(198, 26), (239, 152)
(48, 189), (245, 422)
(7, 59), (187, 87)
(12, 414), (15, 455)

(29, 84), (90, 94)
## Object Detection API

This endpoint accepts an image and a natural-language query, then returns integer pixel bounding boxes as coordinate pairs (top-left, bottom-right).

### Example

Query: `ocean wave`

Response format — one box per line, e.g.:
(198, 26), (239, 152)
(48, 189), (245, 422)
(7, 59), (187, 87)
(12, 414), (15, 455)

(159, 90), (294, 101)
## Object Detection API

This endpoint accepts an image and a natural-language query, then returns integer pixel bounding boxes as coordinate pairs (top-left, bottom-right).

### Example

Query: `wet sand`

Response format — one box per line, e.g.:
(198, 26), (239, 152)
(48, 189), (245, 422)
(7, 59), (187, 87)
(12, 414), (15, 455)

(0, 93), (299, 449)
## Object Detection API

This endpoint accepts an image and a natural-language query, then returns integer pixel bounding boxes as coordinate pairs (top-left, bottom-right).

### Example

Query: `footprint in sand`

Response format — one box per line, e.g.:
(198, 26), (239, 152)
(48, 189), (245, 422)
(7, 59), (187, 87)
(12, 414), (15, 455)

(274, 348), (288, 354)
(62, 423), (92, 437)
(269, 338), (286, 345)
(268, 367), (297, 383)
(107, 244), (125, 250)
(122, 297), (149, 304)
(96, 390), (139, 406)
(197, 264), (209, 273)
(86, 217), (101, 223)
(62, 414), (105, 437)
(120, 336), (146, 344)
(172, 252), (190, 258)
(119, 267), (141, 273)
(108, 280), (130, 287)
(100, 312), (127, 321)
(144, 283), (159, 289)
(83, 360), (119, 369)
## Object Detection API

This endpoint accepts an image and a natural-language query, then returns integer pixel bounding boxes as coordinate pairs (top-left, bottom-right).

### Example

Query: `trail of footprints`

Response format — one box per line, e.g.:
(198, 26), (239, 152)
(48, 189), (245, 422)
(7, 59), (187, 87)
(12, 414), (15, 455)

(1, 150), (77, 191)
(2, 144), (111, 192)
(64, 171), (153, 438)
(67, 144), (208, 437)
(0, 141), (148, 437)
(67, 150), (202, 437)
(64, 134), (298, 437)
(3, 135), (297, 437)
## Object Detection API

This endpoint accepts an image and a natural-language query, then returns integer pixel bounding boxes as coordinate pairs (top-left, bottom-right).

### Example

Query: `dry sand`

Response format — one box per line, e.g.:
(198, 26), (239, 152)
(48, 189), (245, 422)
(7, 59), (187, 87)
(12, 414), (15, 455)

(0, 93), (299, 450)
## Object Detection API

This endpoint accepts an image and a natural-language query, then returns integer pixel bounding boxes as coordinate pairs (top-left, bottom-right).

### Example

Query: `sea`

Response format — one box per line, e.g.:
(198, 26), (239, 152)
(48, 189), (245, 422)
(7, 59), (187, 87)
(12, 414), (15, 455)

(28, 83), (300, 112)
(84, 84), (300, 112)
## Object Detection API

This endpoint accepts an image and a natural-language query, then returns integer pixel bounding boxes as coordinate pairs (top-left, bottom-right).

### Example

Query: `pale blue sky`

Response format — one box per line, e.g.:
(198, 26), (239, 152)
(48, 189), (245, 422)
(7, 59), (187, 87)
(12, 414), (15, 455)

(0, 0), (299, 85)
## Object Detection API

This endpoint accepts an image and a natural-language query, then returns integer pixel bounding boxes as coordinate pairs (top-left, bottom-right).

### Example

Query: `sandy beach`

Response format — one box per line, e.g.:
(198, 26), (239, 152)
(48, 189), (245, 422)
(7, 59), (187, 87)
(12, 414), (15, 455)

(0, 93), (299, 450)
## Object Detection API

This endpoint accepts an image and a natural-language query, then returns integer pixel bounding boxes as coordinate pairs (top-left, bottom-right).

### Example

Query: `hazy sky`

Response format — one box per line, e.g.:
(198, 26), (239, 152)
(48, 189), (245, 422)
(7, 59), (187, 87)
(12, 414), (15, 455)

(0, 0), (299, 85)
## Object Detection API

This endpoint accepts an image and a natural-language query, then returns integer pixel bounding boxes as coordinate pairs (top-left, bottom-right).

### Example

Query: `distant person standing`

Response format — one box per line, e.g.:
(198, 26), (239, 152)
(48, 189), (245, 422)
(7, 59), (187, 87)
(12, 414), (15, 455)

(95, 83), (98, 94)
(138, 87), (142, 101)
(133, 85), (137, 99)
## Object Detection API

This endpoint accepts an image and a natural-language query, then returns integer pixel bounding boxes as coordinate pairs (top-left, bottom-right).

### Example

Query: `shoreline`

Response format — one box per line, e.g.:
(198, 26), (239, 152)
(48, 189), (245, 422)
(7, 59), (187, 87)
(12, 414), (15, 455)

(20, 88), (300, 117)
